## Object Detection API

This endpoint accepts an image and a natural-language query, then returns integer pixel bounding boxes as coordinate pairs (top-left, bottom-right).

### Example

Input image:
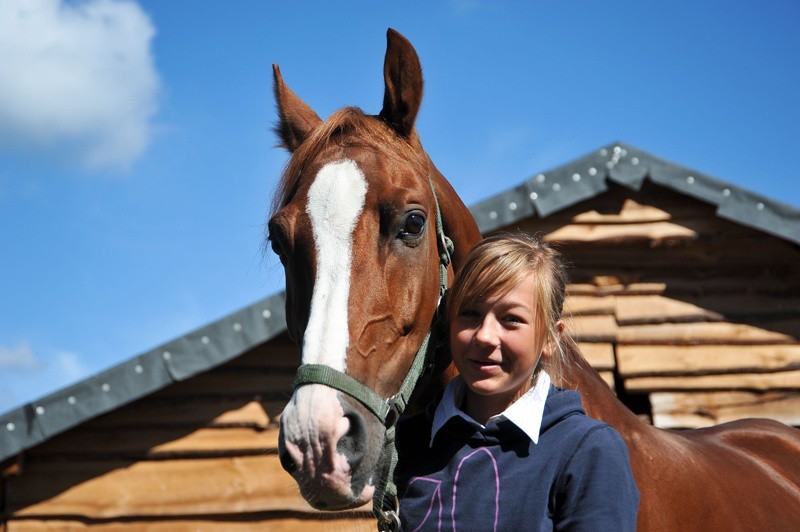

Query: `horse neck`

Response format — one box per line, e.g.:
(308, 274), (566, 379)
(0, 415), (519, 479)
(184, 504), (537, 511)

(560, 342), (645, 434)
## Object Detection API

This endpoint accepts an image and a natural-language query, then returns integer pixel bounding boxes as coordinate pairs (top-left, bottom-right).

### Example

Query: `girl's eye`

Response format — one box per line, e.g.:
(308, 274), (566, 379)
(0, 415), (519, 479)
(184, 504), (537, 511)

(459, 309), (480, 319)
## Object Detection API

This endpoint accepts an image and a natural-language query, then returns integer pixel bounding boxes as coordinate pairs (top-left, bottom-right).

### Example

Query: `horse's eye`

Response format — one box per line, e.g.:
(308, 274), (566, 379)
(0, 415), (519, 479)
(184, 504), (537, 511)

(401, 212), (426, 237)
(267, 220), (289, 263)
(269, 238), (283, 258)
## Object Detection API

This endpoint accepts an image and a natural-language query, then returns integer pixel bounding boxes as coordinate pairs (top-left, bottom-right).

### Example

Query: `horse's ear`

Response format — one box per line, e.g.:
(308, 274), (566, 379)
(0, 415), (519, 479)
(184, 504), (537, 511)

(379, 28), (423, 138)
(272, 64), (322, 152)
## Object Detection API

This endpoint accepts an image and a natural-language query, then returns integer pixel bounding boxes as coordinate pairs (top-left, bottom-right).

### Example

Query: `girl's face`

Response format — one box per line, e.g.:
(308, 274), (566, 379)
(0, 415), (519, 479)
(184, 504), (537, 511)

(450, 273), (549, 421)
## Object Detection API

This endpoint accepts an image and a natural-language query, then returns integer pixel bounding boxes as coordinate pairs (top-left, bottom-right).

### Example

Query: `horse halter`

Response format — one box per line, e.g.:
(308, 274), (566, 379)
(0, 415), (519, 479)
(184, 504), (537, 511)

(291, 178), (454, 531)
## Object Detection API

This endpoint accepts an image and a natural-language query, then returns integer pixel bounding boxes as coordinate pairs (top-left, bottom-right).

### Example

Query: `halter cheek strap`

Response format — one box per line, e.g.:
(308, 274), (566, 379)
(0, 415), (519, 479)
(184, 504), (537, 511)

(291, 178), (452, 531)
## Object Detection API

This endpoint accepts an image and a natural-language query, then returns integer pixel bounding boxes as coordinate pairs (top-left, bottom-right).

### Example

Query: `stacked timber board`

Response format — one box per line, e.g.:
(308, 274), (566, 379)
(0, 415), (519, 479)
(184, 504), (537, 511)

(2, 334), (374, 531)
(509, 181), (800, 429)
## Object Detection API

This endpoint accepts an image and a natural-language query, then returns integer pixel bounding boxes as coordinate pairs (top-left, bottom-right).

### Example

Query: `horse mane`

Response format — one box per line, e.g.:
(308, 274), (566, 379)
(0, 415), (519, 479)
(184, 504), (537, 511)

(271, 107), (429, 215)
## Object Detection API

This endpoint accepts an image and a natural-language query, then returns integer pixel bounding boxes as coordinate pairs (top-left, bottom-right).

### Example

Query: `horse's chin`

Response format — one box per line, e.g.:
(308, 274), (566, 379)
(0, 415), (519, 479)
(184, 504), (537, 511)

(304, 483), (374, 511)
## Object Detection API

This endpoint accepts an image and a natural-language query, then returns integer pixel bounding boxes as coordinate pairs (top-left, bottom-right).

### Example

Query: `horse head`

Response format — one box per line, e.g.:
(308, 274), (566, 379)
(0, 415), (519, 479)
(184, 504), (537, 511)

(268, 29), (481, 510)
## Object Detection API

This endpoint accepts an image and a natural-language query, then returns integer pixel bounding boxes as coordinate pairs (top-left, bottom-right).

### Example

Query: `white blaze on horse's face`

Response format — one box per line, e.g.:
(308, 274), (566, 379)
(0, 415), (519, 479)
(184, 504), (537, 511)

(303, 158), (368, 370)
(279, 158), (371, 504)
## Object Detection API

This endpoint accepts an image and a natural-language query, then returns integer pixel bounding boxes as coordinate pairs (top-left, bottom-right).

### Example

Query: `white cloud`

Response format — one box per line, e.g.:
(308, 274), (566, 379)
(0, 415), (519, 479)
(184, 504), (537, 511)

(449, 0), (482, 14)
(0, 342), (42, 371)
(0, 0), (160, 170)
(55, 350), (91, 382)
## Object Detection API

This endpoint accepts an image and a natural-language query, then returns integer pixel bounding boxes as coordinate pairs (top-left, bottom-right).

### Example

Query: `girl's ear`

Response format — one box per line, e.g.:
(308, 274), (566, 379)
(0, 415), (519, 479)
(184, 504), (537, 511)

(542, 320), (565, 358)
(554, 319), (565, 339)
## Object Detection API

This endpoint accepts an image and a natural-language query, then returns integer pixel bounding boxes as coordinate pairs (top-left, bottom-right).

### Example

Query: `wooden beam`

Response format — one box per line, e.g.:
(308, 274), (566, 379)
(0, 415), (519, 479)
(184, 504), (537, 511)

(617, 321), (798, 345)
(577, 343), (615, 370)
(30, 426), (281, 459)
(542, 221), (700, 245)
(566, 315), (618, 342)
(616, 295), (722, 324)
(624, 370), (800, 392)
(85, 399), (275, 430)
(650, 391), (800, 429)
(564, 295), (616, 316)
(5, 515), (375, 531)
(616, 294), (800, 324)
(617, 345), (800, 376)
(6, 454), (339, 518)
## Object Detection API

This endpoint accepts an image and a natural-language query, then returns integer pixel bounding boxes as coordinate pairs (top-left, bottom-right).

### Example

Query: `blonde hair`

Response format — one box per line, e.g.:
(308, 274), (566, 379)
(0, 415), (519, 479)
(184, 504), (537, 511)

(446, 232), (571, 383)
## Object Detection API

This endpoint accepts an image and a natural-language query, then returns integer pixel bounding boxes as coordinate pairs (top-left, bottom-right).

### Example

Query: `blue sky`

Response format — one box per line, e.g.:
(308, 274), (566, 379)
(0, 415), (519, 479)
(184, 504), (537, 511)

(1, 0), (798, 412)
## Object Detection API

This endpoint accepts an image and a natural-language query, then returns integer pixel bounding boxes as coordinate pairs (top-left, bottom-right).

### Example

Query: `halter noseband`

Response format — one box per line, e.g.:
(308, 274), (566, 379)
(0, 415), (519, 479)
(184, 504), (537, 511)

(291, 178), (453, 531)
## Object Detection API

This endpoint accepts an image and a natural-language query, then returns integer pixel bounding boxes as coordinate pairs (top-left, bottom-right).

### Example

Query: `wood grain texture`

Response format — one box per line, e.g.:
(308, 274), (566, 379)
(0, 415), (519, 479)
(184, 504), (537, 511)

(617, 345), (800, 376)
(650, 391), (800, 428)
(616, 321), (798, 344)
(7, 455), (317, 518)
(5, 515), (375, 532)
(625, 370), (800, 392)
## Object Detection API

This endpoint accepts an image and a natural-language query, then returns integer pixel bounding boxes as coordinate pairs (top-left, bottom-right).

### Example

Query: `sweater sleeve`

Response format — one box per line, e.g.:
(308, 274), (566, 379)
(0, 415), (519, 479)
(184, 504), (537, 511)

(553, 424), (639, 531)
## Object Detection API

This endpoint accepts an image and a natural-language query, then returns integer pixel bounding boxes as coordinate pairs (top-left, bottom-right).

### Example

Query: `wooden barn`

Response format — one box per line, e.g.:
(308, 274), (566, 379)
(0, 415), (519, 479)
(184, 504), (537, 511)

(2, 142), (799, 530)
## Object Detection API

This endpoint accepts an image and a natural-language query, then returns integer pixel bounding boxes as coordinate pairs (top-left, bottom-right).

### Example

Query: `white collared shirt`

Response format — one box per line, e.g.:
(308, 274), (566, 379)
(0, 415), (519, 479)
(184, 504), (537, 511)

(429, 370), (551, 447)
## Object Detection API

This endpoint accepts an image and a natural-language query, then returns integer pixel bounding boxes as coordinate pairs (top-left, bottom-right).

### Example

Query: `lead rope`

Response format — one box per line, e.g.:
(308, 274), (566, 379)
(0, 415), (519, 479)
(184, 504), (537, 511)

(373, 178), (452, 531)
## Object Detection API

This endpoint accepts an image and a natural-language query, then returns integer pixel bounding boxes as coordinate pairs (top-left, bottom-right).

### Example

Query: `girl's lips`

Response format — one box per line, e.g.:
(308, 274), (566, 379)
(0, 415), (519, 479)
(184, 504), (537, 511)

(468, 359), (502, 372)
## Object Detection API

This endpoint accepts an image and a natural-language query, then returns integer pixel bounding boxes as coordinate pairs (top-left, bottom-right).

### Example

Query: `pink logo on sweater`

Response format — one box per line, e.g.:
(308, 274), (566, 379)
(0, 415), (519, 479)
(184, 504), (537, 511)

(406, 448), (500, 532)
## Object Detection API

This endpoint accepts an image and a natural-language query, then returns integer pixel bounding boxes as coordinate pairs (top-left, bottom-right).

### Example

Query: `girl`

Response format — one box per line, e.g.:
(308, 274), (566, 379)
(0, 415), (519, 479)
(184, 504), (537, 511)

(395, 232), (639, 531)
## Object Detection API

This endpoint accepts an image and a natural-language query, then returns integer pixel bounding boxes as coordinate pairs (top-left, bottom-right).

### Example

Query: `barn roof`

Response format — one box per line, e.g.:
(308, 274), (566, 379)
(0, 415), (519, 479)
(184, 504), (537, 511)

(2, 141), (798, 463)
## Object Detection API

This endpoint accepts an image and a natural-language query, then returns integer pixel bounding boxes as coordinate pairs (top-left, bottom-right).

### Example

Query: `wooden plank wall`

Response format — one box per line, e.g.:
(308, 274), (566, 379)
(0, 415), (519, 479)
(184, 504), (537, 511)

(2, 181), (798, 529)
(514, 182), (800, 428)
(2, 334), (374, 531)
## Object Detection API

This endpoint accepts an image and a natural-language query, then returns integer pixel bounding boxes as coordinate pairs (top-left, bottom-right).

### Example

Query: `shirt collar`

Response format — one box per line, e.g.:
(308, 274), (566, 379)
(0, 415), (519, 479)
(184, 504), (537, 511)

(429, 370), (551, 447)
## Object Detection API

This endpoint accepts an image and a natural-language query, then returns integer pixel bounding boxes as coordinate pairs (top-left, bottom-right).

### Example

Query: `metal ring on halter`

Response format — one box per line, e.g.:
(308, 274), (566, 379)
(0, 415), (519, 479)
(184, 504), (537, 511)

(377, 498), (401, 532)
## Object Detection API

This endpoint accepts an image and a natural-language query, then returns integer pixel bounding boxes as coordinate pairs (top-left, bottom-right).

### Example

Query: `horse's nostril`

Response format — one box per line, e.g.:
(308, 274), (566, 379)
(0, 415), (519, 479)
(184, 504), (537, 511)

(338, 411), (367, 468)
(279, 446), (298, 474)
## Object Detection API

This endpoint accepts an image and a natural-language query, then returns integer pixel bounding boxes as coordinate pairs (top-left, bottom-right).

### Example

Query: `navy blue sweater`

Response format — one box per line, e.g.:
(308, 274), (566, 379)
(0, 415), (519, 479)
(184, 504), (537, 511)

(395, 386), (639, 531)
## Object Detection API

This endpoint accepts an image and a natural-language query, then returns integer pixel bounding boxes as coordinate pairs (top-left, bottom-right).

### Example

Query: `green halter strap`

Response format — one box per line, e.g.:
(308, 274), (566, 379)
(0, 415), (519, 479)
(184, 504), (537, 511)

(292, 177), (453, 531)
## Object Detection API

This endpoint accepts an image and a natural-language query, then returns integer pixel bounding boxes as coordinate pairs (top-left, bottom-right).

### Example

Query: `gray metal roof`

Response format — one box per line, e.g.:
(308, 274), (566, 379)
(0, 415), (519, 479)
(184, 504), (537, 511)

(0, 292), (287, 462)
(2, 141), (798, 463)
(471, 142), (800, 245)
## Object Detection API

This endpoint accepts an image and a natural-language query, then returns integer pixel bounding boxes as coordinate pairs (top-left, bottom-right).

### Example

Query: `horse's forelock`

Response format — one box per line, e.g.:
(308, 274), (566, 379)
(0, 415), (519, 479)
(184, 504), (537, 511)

(271, 107), (428, 215)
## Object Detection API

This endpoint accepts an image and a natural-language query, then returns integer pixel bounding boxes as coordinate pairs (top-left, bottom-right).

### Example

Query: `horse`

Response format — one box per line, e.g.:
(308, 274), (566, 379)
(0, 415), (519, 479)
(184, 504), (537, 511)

(268, 28), (800, 530)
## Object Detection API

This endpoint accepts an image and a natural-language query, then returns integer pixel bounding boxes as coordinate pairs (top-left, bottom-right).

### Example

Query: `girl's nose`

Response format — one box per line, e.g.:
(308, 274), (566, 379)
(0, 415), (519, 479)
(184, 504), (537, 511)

(474, 315), (501, 347)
